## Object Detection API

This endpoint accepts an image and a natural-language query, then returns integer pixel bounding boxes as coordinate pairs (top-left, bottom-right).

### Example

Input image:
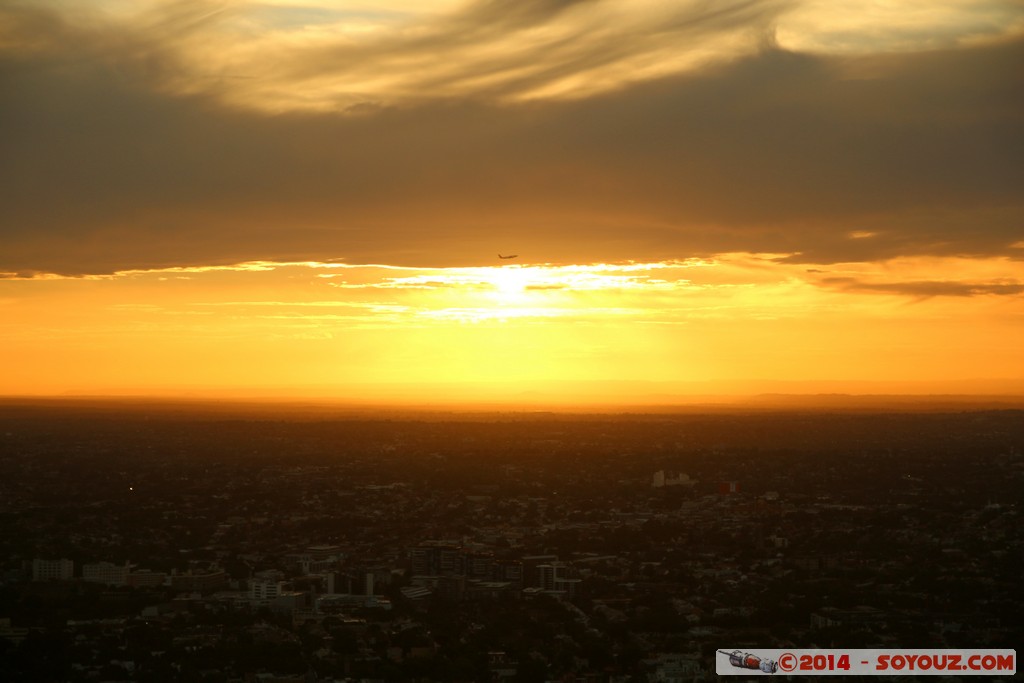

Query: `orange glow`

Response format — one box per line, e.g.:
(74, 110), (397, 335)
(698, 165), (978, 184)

(2, 256), (1022, 403)
(2, 2), (1022, 406)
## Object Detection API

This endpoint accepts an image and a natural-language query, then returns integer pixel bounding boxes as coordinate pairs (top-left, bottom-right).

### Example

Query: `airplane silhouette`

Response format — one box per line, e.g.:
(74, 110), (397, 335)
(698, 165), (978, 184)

(498, 254), (518, 260)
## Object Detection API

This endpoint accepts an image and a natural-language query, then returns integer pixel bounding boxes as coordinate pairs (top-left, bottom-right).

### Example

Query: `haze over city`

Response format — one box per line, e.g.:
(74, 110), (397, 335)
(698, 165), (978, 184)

(2, 0), (1023, 403)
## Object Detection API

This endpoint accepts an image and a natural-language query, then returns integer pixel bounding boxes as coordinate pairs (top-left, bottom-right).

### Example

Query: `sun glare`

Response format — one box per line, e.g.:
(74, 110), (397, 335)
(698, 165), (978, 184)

(488, 265), (531, 304)
(1, 255), (1023, 397)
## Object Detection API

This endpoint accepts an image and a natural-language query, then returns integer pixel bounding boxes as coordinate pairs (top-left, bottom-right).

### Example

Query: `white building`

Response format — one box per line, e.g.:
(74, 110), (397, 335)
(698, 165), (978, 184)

(653, 471), (693, 488)
(250, 578), (285, 600)
(127, 570), (167, 588)
(32, 558), (73, 581)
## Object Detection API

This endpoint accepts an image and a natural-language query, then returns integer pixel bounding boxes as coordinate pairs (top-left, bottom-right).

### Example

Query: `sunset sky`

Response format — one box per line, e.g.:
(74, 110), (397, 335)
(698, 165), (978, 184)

(2, 0), (1023, 403)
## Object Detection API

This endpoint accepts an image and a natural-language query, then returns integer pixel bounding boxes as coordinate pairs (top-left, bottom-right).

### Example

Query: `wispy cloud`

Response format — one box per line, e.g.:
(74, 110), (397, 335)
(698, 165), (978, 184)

(8, 1), (1019, 112)
(1, 1), (1022, 277)
(821, 277), (1024, 299)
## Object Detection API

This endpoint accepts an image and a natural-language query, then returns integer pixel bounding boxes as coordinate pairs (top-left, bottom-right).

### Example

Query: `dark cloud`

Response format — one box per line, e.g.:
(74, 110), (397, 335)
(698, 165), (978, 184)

(1, 1), (1022, 275)
(821, 277), (1024, 298)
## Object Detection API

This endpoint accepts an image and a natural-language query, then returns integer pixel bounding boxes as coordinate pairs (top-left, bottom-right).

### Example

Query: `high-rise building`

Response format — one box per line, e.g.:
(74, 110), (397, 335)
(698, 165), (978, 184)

(537, 563), (559, 591)
(493, 560), (523, 587)
(521, 555), (558, 588)
(410, 543), (460, 576)
(461, 552), (493, 578)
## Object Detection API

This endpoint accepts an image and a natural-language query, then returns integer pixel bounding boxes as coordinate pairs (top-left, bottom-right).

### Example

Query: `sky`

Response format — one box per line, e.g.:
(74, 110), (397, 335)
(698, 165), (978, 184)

(1, 0), (1023, 403)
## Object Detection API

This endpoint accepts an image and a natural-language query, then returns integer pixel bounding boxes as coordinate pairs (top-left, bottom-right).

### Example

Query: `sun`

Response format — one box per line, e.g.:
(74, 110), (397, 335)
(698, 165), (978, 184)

(486, 265), (533, 305)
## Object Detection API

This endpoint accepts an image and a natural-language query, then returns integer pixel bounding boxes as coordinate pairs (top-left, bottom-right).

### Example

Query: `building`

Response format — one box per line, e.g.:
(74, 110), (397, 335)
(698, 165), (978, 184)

(32, 558), (73, 581)
(306, 545), (343, 561)
(294, 555), (337, 575)
(270, 591), (308, 615)
(127, 570), (167, 588)
(410, 543), (461, 576)
(521, 555), (558, 588)
(316, 593), (389, 613)
(493, 560), (523, 587)
(170, 570), (227, 593)
(536, 562), (573, 590)
(461, 551), (494, 578)
(250, 578), (286, 601)
(82, 561), (129, 586)
(534, 562), (579, 597)
(653, 470), (694, 488)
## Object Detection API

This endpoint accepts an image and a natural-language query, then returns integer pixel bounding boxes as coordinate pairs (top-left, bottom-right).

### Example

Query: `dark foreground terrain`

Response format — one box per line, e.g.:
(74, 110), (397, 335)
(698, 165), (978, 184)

(0, 400), (1021, 681)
